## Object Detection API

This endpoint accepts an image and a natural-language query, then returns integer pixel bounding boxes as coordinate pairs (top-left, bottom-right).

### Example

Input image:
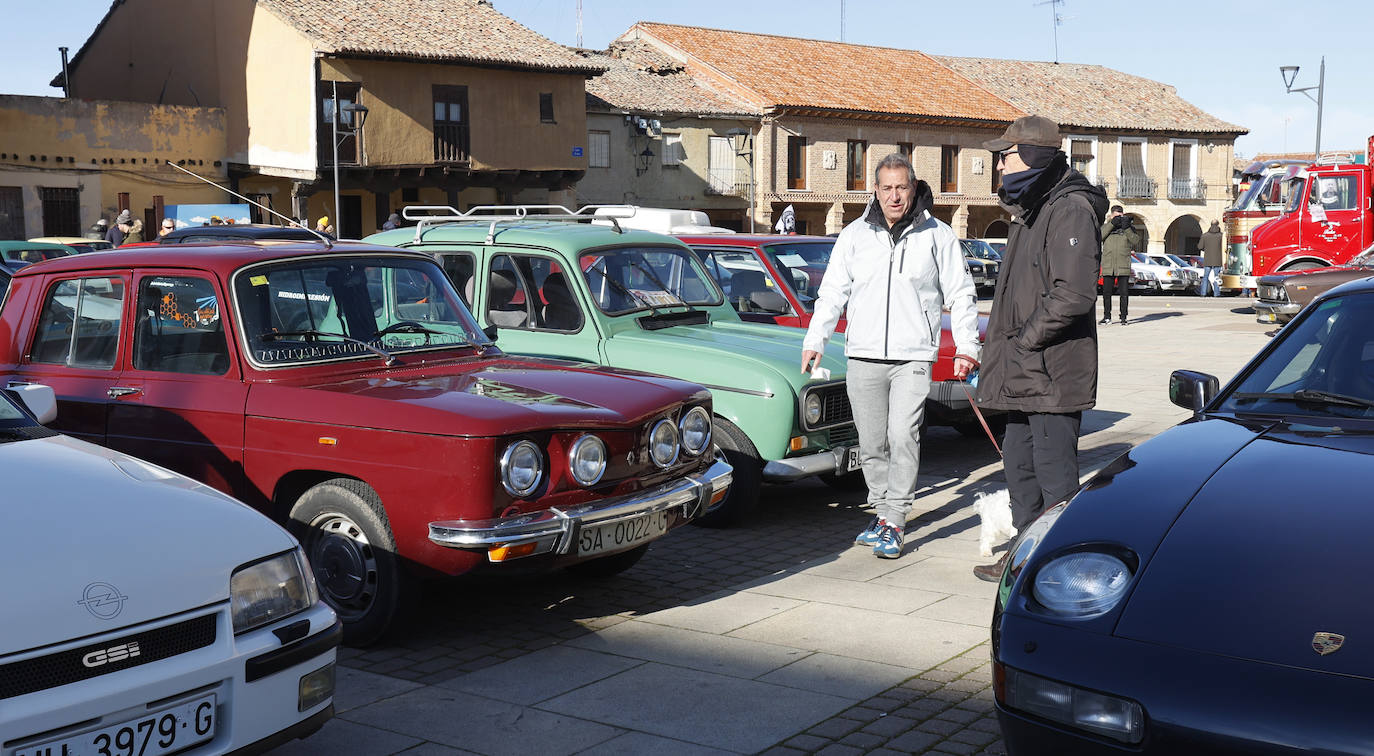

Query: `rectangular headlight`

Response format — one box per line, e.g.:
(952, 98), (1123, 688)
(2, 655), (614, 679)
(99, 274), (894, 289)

(1003, 665), (1144, 744)
(231, 549), (319, 634)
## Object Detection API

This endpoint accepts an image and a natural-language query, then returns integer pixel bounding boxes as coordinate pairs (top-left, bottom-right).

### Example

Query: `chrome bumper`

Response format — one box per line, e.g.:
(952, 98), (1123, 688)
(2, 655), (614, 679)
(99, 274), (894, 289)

(763, 447), (850, 482)
(1253, 299), (1300, 323)
(428, 457), (733, 558)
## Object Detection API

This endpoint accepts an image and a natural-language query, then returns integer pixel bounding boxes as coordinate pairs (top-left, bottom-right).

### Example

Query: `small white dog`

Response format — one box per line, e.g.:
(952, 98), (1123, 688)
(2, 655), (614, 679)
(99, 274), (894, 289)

(974, 490), (1017, 557)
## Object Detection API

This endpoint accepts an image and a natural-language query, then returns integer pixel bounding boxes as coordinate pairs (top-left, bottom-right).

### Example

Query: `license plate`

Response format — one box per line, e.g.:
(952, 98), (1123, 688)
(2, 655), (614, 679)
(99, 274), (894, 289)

(576, 511), (668, 557)
(15, 694), (215, 756)
(845, 446), (862, 472)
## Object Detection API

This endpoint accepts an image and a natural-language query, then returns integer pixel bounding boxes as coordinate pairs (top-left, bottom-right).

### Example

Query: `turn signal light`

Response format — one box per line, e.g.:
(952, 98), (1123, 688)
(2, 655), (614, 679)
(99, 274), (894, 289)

(710, 486), (728, 505)
(789, 436), (806, 451)
(488, 542), (538, 562)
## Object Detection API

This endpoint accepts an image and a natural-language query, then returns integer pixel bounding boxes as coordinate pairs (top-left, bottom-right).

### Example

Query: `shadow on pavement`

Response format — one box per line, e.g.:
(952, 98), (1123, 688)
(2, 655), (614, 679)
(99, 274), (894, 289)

(1128, 311), (1183, 324)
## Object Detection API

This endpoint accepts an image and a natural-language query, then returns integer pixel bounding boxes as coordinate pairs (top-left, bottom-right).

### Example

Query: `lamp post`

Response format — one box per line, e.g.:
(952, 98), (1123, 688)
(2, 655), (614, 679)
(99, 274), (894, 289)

(329, 81), (368, 236)
(727, 127), (754, 233)
(1280, 57), (1324, 161)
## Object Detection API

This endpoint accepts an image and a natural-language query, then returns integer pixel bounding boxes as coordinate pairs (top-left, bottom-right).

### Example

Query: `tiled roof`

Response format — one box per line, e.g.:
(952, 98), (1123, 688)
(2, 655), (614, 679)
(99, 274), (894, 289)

(625, 23), (1022, 124)
(259, 0), (603, 73)
(937, 56), (1246, 136)
(582, 42), (759, 117)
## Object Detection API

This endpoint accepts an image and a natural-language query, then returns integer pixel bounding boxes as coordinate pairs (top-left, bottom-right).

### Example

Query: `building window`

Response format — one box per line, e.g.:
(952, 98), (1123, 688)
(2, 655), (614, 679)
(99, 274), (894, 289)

(662, 133), (684, 166)
(539, 93), (555, 123)
(40, 187), (80, 237)
(0, 186), (25, 240)
(990, 150), (1003, 194)
(708, 136), (735, 194)
(1069, 137), (1097, 182)
(940, 145), (959, 193)
(1168, 140), (1200, 199)
(897, 142), (913, 165)
(588, 130), (610, 168)
(787, 136), (807, 190)
(847, 140), (867, 191)
(319, 81), (362, 165)
(1119, 139), (1154, 198)
(433, 85), (470, 163)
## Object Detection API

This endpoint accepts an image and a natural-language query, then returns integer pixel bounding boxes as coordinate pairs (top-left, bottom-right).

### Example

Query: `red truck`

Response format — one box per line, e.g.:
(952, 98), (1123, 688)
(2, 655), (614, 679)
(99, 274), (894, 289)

(1246, 139), (1374, 283)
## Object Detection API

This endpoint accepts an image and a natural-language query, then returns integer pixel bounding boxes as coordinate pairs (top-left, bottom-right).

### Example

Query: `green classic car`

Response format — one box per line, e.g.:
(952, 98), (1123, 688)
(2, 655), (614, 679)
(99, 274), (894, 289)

(366, 207), (856, 525)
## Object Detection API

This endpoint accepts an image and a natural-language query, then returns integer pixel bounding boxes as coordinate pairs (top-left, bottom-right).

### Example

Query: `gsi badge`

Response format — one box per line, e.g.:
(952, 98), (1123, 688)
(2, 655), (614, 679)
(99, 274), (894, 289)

(83, 642), (141, 668)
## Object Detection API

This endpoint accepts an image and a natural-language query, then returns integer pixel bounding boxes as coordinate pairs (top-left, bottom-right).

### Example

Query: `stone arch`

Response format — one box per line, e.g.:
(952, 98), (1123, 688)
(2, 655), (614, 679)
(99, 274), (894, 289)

(1164, 214), (1203, 256)
(1121, 213), (1150, 255)
(984, 219), (1010, 238)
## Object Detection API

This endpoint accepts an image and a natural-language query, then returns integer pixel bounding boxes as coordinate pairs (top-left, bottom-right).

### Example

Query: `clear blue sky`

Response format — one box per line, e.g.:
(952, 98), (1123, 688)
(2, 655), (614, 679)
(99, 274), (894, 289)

(7, 0), (1370, 159)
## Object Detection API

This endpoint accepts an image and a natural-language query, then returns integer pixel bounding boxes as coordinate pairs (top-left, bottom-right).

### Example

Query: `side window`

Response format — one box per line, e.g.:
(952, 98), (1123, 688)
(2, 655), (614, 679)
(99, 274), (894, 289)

(487, 254), (583, 332)
(439, 252), (476, 306)
(32, 277), (126, 368)
(134, 276), (229, 375)
(707, 249), (789, 315)
(1312, 175), (1358, 211)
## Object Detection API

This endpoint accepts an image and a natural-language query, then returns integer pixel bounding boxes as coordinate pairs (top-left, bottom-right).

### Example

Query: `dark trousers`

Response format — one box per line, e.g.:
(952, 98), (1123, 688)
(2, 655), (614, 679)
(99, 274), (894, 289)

(1003, 410), (1083, 531)
(1102, 275), (1129, 320)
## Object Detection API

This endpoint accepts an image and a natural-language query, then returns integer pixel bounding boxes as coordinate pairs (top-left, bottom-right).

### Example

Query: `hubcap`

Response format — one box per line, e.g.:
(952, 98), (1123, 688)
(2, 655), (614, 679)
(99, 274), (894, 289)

(307, 513), (378, 620)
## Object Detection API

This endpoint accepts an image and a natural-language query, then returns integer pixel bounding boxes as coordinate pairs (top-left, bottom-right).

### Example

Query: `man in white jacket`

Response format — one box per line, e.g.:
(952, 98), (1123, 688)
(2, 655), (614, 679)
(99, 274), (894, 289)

(801, 153), (980, 558)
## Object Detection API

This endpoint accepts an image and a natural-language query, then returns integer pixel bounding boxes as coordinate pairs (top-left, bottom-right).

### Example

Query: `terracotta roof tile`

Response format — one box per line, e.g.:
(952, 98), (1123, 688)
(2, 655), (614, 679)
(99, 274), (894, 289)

(260, 0), (603, 73)
(936, 56), (1245, 135)
(629, 23), (1022, 123)
(582, 42), (759, 117)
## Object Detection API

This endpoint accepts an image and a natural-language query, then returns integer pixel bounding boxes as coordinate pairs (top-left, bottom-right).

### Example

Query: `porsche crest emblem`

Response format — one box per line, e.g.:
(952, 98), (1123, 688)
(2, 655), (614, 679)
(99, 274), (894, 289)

(1312, 632), (1345, 656)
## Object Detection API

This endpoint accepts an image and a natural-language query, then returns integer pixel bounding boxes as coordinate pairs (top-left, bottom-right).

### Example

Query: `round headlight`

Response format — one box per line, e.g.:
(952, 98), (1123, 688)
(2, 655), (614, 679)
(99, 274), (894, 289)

(804, 393), (823, 426)
(679, 407), (712, 456)
(568, 435), (607, 486)
(1033, 552), (1132, 618)
(649, 419), (680, 467)
(500, 440), (544, 497)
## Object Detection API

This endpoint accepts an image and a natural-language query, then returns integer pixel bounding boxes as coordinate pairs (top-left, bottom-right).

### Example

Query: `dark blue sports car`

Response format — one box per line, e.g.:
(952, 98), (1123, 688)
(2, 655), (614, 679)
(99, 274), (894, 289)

(991, 276), (1374, 754)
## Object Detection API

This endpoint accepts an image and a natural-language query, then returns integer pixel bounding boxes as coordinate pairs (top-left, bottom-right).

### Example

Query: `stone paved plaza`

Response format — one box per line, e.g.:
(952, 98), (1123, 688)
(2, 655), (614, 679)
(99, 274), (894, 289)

(270, 296), (1272, 755)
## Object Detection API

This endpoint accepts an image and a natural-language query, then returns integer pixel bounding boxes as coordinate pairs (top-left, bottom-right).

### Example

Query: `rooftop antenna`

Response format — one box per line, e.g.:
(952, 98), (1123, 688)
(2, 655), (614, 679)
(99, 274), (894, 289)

(1034, 0), (1066, 63)
(576, 0), (582, 48)
(840, 0), (846, 43)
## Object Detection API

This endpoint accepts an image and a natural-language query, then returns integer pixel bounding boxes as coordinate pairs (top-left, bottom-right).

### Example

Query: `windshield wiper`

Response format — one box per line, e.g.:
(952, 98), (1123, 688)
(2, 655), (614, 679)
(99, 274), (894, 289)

(372, 320), (497, 357)
(1232, 390), (1374, 409)
(584, 265), (667, 315)
(261, 329), (396, 366)
(629, 261), (697, 312)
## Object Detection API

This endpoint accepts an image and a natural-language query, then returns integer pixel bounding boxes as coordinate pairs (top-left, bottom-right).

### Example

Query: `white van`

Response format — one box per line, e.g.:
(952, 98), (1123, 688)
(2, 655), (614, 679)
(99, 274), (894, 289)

(591, 206), (735, 235)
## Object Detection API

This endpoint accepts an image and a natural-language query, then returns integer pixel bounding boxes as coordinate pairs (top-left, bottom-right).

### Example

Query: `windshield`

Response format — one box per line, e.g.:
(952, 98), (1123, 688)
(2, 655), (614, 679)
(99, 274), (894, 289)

(0, 390), (36, 428)
(1284, 177), (1307, 213)
(1217, 292), (1374, 420)
(579, 245), (722, 315)
(1232, 172), (1272, 211)
(1165, 254), (1189, 267)
(959, 239), (1001, 260)
(761, 241), (835, 312)
(1, 247), (70, 265)
(233, 255), (487, 367)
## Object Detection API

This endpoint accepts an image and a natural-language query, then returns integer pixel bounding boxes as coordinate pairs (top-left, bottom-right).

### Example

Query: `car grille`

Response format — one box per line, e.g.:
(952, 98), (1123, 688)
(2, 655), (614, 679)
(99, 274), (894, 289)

(1257, 283), (1286, 302)
(827, 425), (859, 447)
(0, 613), (217, 700)
(807, 383), (853, 430)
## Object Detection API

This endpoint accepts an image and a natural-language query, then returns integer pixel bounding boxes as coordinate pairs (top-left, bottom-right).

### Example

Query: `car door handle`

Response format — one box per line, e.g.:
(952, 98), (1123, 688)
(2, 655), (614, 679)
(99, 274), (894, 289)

(107, 386), (142, 398)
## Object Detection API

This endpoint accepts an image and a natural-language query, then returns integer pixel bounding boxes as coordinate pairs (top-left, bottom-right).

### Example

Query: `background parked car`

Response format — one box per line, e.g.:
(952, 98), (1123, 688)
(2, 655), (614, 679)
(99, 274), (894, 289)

(1130, 252), (1184, 293)
(1, 382), (339, 755)
(992, 276), (1374, 753)
(0, 242), (729, 644)
(29, 236), (116, 254)
(157, 223), (323, 244)
(369, 210), (853, 525)
(1163, 253), (1204, 293)
(960, 238), (1001, 295)
(1255, 242), (1374, 324)
(0, 239), (75, 267)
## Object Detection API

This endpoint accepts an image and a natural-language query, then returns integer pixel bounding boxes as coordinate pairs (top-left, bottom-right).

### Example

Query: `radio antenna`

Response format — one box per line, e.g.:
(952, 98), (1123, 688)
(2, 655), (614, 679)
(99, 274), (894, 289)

(1033, 0), (1066, 63)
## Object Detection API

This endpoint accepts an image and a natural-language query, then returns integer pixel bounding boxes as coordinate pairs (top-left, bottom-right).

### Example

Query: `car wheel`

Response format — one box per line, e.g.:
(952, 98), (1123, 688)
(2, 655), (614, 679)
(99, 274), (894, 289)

(289, 478), (410, 646)
(1280, 261), (1322, 272)
(565, 543), (650, 578)
(692, 417), (761, 528)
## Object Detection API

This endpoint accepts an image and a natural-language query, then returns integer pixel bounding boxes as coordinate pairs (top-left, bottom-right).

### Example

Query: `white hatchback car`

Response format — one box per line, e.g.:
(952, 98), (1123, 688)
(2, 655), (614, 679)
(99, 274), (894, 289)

(0, 384), (339, 755)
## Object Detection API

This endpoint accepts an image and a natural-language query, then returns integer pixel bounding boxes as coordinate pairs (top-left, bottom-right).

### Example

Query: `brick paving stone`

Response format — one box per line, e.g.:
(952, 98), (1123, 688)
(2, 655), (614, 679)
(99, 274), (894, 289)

(921, 669), (960, 683)
(816, 744), (864, 756)
(898, 698), (950, 718)
(861, 715), (917, 738)
(759, 747), (808, 756)
(783, 734), (831, 751)
(806, 717), (864, 739)
(868, 750), (910, 756)
(932, 739), (980, 755)
(838, 731), (888, 749)
(363, 658), (415, 675)
(902, 678), (944, 693)
(969, 716), (1002, 733)
(936, 656), (985, 674)
(936, 707), (981, 725)
(402, 647), (450, 661)
(947, 678), (989, 693)
(840, 706), (886, 724)
(917, 719), (962, 737)
(980, 739), (1008, 754)
(949, 728), (999, 747)
(958, 698), (996, 714)
(865, 696), (908, 713)
(929, 687), (972, 703)
(885, 730), (942, 752)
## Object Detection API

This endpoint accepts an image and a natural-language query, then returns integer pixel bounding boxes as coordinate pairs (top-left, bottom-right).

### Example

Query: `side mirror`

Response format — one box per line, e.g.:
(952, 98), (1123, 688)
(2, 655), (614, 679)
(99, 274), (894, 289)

(482, 323), (499, 342)
(7, 382), (57, 424)
(1169, 370), (1219, 412)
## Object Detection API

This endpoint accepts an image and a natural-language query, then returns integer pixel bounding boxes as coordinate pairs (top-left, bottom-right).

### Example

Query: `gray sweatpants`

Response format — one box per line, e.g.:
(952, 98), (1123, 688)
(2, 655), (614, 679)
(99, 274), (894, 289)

(845, 357), (933, 528)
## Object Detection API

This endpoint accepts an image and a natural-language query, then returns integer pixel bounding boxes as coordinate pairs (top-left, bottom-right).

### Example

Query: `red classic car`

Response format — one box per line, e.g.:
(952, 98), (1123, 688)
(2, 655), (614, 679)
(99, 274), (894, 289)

(680, 234), (997, 436)
(0, 243), (731, 645)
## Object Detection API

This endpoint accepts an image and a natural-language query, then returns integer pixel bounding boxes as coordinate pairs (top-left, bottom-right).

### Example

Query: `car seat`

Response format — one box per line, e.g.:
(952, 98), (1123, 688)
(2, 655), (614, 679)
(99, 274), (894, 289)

(539, 272), (581, 331)
(729, 270), (767, 312)
(487, 269), (528, 327)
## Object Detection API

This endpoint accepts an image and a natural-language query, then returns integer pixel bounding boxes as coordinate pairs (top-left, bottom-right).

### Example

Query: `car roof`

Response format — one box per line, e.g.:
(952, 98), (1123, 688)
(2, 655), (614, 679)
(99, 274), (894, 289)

(0, 240), (75, 252)
(8, 241), (435, 279)
(677, 234), (835, 246)
(29, 236), (107, 245)
(160, 223), (321, 242)
(369, 220), (690, 251)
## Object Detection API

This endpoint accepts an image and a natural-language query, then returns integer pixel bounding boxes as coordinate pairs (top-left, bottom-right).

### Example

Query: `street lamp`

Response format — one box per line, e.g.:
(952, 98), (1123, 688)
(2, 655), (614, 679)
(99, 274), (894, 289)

(329, 80), (368, 237)
(1279, 57), (1324, 160)
(726, 127), (754, 233)
(634, 145), (655, 176)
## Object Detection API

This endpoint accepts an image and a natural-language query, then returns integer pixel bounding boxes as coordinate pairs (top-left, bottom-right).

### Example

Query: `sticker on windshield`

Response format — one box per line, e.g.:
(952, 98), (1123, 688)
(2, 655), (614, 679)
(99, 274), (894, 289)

(627, 289), (680, 306)
(250, 275), (268, 286)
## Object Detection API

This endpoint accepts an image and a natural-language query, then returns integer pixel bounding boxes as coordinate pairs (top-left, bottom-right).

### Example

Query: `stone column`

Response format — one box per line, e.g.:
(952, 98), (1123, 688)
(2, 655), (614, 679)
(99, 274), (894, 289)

(825, 202), (846, 235)
(951, 204), (970, 238)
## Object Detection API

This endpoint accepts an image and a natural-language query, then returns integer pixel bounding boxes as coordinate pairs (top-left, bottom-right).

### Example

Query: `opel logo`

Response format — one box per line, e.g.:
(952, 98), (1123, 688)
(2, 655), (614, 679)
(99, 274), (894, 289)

(1313, 631), (1345, 656)
(77, 582), (128, 620)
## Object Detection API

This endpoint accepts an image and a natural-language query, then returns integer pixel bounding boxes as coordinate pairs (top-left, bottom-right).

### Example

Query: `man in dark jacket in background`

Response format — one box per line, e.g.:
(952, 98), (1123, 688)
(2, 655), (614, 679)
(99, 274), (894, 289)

(973, 115), (1109, 582)
(1197, 220), (1223, 297)
(1099, 205), (1138, 324)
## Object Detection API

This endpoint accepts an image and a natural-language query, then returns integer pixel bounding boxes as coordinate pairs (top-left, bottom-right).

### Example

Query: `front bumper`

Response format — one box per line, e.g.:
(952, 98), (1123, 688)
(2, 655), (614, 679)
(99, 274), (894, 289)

(762, 446), (851, 481)
(428, 457), (733, 556)
(1253, 299), (1300, 323)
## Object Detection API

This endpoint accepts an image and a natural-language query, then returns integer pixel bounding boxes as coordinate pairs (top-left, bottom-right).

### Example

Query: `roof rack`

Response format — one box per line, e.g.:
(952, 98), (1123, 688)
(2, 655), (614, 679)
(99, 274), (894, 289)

(401, 204), (639, 244)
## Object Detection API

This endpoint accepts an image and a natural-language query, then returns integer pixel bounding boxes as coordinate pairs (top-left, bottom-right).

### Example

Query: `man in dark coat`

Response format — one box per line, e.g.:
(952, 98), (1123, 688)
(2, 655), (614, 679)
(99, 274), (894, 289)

(973, 115), (1109, 582)
(1197, 220), (1223, 297)
(1099, 205), (1139, 324)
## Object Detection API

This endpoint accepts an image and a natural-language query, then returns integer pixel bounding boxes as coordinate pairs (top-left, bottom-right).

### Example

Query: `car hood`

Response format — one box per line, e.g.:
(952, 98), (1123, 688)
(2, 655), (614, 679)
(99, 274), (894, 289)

(3, 434), (295, 654)
(1116, 421), (1374, 678)
(1260, 265), (1374, 285)
(248, 356), (709, 437)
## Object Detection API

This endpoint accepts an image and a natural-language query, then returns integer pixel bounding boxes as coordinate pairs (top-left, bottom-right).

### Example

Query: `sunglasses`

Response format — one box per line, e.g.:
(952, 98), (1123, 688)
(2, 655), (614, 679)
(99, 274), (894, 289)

(998, 149), (1019, 163)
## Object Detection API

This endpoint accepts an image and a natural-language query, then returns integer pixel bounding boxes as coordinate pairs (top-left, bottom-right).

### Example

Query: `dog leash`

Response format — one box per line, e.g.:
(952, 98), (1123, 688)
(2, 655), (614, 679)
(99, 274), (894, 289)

(958, 378), (1002, 457)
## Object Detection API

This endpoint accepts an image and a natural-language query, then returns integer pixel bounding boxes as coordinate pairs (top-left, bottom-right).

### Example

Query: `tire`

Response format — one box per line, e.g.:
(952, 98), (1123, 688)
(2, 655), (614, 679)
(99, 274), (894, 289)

(691, 417), (762, 528)
(289, 478), (410, 646)
(565, 543), (650, 578)
(1280, 261), (1322, 272)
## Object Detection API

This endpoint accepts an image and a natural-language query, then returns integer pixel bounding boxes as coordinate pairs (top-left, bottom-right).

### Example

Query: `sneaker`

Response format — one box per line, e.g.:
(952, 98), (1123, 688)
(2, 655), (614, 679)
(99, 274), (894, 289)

(1098, 317), (1111, 325)
(873, 523), (904, 559)
(1119, 318), (1129, 325)
(854, 516), (884, 547)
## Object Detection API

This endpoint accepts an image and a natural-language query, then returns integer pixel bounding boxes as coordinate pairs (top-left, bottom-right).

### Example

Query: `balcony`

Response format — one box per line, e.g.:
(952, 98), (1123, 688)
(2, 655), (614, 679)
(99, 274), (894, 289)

(434, 122), (470, 164)
(1168, 177), (1207, 201)
(706, 167), (751, 197)
(1117, 175), (1157, 200)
